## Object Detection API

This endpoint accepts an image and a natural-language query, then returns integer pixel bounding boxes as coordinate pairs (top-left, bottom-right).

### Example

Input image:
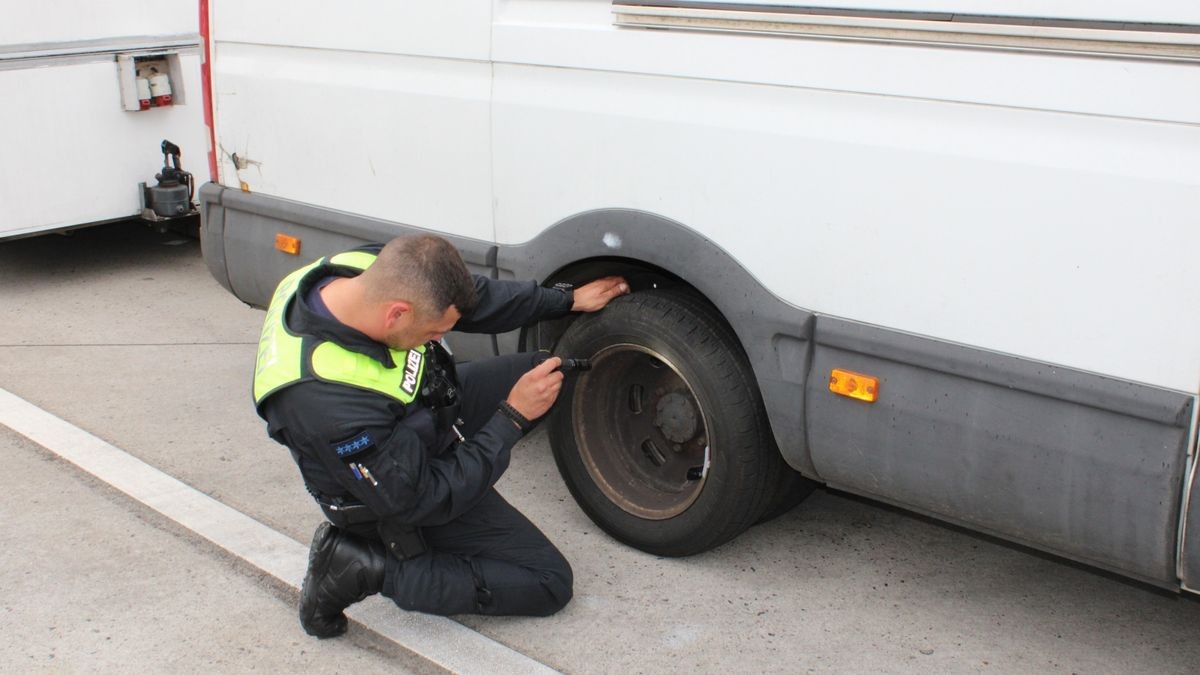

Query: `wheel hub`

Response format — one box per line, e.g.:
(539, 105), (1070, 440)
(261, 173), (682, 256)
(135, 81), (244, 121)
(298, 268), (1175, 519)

(654, 391), (698, 445)
(570, 343), (711, 520)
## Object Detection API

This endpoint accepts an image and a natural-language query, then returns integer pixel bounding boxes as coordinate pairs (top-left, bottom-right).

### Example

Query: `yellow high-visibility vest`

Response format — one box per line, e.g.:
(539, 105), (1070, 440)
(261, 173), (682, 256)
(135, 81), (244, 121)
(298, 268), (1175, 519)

(252, 251), (426, 408)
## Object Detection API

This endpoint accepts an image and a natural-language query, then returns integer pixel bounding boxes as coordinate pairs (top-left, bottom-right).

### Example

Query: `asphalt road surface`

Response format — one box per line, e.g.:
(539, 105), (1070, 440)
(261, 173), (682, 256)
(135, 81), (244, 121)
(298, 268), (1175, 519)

(2, 222), (1198, 673)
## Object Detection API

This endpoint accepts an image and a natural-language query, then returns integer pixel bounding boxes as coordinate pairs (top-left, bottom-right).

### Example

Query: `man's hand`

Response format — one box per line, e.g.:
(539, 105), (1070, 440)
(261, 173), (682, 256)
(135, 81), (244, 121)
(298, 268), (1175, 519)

(571, 276), (630, 312)
(507, 355), (565, 421)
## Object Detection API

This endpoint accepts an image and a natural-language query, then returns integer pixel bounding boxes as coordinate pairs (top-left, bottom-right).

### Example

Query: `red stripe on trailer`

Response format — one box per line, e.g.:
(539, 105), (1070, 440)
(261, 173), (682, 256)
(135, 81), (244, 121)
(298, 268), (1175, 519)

(199, 0), (218, 182)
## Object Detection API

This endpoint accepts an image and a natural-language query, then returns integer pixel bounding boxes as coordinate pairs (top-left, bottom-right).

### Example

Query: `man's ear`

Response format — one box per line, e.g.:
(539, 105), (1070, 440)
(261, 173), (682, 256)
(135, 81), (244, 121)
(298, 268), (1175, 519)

(383, 300), (414, 329)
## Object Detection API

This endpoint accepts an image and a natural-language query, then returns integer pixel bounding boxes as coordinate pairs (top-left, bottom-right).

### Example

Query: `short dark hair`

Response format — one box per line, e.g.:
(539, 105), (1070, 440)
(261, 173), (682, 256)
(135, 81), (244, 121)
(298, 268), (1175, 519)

(361, 235), (477, 316)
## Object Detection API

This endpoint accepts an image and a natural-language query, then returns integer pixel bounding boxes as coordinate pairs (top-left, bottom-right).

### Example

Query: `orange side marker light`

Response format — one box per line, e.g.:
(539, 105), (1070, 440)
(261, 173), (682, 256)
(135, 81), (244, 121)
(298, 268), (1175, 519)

(829, 368), (879, 403)
(275, 233), (302, 256)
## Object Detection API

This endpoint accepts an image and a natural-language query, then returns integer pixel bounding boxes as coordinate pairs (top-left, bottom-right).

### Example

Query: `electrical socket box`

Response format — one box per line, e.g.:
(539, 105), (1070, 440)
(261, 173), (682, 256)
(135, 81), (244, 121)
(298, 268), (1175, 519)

(116, 52), (187, 112)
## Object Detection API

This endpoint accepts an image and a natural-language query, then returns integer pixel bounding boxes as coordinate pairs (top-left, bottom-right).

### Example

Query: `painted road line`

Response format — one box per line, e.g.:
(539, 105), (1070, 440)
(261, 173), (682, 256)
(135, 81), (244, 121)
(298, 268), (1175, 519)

(0, 386), (558, 675)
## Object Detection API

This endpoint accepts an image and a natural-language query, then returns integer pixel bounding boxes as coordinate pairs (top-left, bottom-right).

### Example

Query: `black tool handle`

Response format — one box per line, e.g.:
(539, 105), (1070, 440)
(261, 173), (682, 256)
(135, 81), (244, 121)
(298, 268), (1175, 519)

(532, 352), (592, 372)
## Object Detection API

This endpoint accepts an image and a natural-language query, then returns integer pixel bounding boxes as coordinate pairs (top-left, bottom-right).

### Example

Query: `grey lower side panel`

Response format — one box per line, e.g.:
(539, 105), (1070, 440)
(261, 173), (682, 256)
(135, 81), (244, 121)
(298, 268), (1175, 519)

(199, 183), (231, 294)
(808, 319), (1193, 586)
(197, 184), (499, 362)
(1182, 459), (1200, 592)
(202, 195), (1197, 586)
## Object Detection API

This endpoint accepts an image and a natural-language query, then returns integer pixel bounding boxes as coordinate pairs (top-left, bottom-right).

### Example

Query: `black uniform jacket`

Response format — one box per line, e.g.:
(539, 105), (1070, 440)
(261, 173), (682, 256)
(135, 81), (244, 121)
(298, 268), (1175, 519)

(259, 247), (572, 528)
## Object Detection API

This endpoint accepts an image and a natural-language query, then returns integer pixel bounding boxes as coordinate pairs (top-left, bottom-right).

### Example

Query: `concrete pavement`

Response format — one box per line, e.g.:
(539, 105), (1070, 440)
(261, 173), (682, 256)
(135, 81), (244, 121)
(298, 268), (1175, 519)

(0, 426), (416, 672)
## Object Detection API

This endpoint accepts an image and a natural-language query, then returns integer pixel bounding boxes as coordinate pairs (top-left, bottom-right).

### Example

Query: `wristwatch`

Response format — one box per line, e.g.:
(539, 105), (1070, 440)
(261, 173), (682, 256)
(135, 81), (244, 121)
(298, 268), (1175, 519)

(498, 400), (534, 433)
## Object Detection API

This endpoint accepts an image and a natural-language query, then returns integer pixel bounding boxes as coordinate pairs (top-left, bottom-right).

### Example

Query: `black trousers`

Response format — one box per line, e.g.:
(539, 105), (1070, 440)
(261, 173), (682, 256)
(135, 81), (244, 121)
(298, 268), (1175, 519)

(378, 352), (573, 617)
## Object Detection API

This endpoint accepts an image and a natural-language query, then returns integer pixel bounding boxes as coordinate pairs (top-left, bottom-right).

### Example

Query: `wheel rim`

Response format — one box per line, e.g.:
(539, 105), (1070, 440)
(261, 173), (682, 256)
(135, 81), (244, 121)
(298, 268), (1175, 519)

(570, 343), (710, 520)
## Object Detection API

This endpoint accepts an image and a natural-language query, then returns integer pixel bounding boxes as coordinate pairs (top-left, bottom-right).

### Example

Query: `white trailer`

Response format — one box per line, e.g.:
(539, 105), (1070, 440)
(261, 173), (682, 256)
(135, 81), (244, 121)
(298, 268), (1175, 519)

(0, 0), (209, 240)
(199, 1), (1200, 595)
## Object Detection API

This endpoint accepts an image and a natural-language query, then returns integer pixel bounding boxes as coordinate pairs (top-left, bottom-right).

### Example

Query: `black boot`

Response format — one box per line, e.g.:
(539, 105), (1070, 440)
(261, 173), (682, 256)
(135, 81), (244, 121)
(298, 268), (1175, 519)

(299, 522), (386, 638)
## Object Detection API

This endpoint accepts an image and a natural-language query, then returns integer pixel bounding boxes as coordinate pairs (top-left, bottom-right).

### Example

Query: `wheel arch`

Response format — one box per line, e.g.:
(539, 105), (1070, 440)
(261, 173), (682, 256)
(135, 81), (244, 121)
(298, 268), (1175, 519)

(495, 208), (819, 478)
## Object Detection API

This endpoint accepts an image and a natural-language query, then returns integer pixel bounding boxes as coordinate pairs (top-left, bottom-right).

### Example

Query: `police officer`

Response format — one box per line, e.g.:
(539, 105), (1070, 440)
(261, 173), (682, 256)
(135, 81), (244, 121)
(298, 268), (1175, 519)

(253, 234), (629, 637)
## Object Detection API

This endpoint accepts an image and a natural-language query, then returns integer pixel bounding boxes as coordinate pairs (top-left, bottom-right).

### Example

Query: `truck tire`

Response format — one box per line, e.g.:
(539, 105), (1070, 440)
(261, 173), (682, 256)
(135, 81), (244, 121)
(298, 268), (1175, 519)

(756, 464), (818, 525)
(547, 289), (778, 556)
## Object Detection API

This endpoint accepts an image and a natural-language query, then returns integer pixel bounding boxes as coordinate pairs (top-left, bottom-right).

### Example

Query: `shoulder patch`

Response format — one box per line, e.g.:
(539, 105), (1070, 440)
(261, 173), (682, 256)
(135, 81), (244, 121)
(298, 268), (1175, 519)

(331, 430), (376, 459)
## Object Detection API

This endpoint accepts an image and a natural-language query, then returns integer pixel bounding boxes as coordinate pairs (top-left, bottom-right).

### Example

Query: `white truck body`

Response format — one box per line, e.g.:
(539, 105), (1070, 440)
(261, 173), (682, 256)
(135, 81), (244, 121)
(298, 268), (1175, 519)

(201, 1), (1200, 592)
(0, 0), (208, 239)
